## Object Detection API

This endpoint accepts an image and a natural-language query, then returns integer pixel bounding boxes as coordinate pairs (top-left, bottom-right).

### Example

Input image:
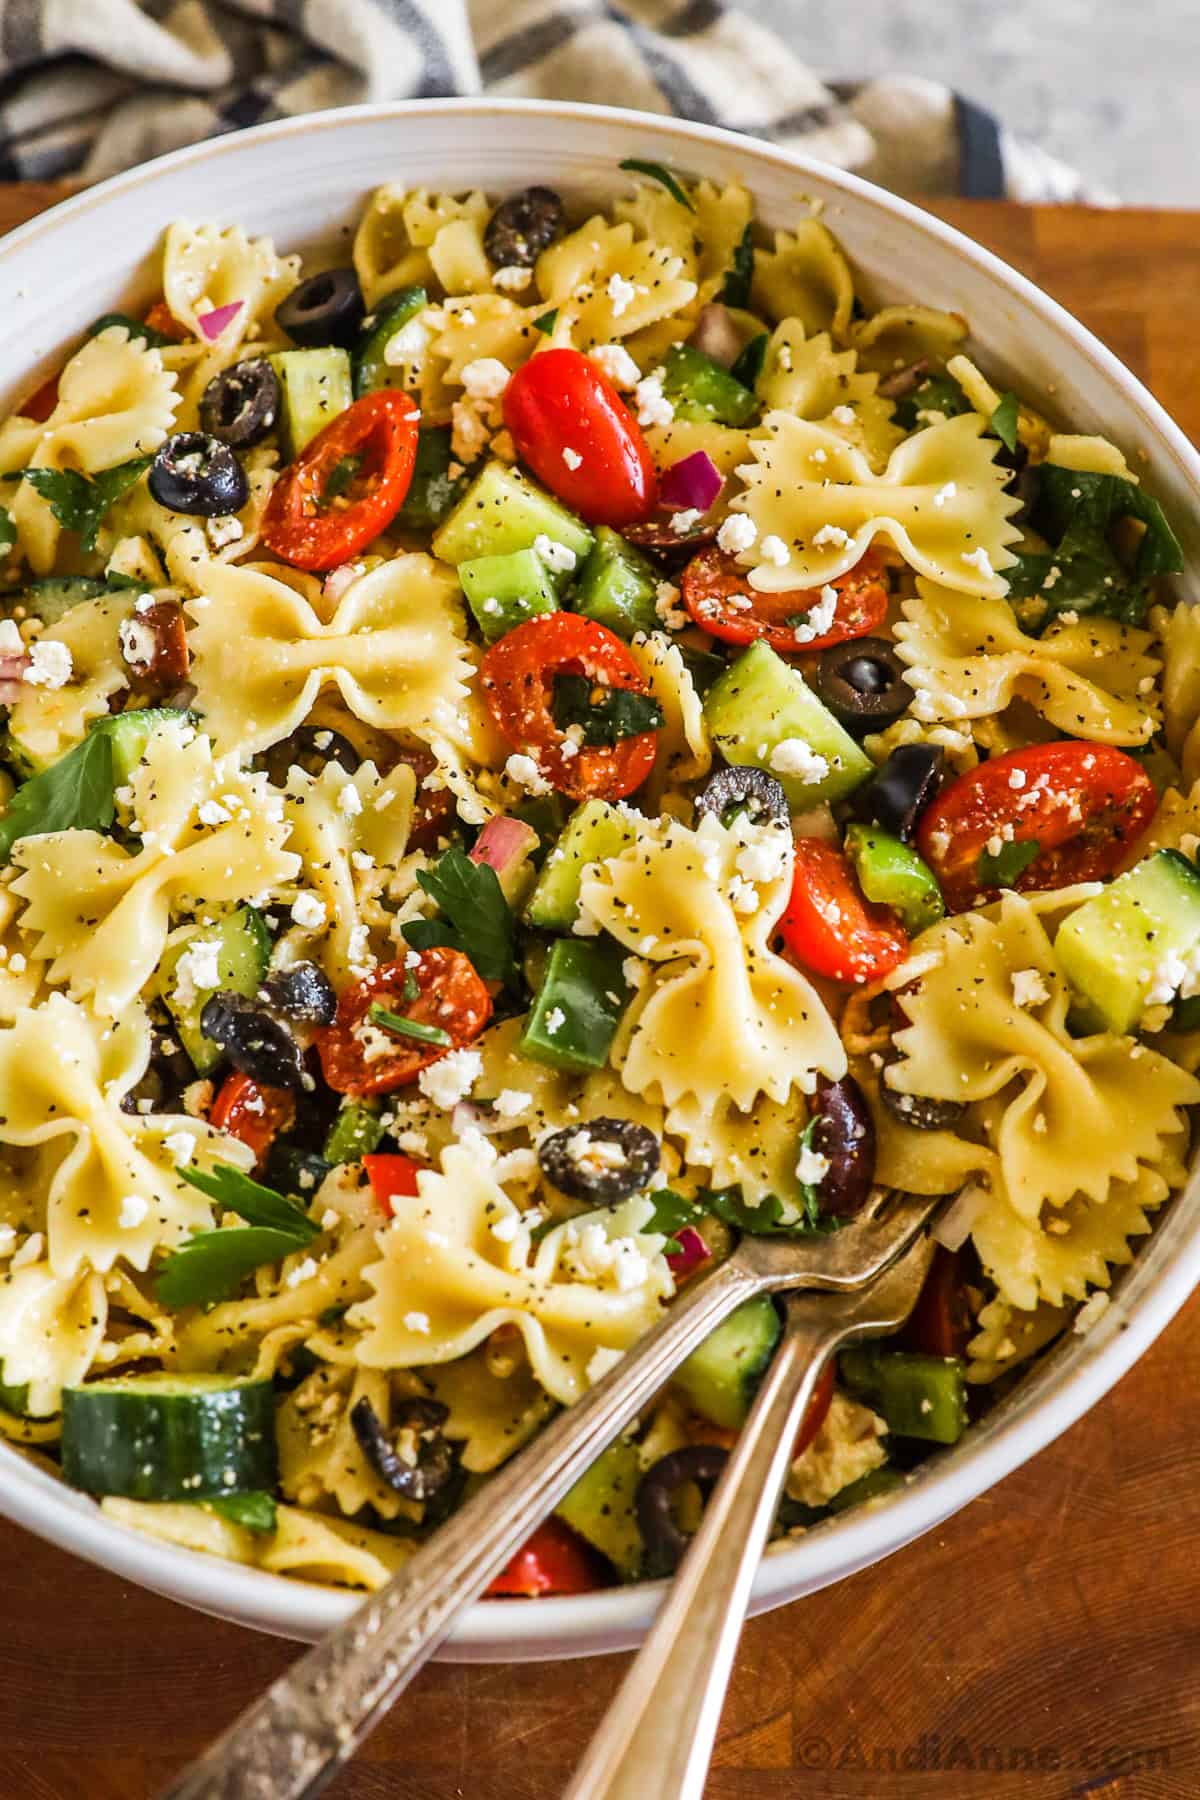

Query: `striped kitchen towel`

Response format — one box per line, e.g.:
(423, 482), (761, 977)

(0, 0), (1099, 200)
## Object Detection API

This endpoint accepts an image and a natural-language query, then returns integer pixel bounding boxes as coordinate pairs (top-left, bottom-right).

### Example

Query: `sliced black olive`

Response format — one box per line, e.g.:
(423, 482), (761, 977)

(148, 431), (249, 518)
(483, 186), (567, 268)
(350, 1395), (455, 1504)
(636, 1446), (729, 1576)
(878, 1067), (966, 1133)
(809, 1074), (875, 1217)
(199, 990), (305, 1090)
(198, 358), (280, 448)
(265, 1143), (331, 1198)
(694, 763), (789, 831)
(847, 744), (945, 843)
(814, 637), (909, 735)
(275, 267), (365, 349)
(252, 724), (361, 788)
(120, 1017), (192, 1114)
(262, 962), (338, 1026)
(538, 1118), (660, 1205)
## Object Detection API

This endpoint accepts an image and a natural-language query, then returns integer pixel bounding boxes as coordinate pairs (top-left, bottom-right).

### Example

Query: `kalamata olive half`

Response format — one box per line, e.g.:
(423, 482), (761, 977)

(199, 357), (280, 448)
(847, 744), (945, 843)
(275, 267), (365, 349)
(878, 1066), (966, 1133)
(148, 431), (249, 518)
(199, 990), (306, 1090)
(252, 724), (362, 789)
(538, 1118), (660, 1205)
(484, 186), (567, 268)
(808, 1074), (876, 1217)
(350, 1396), (455, 1504)
(120, 1017), (192, 1114)
(694, 764), (789, 831)
(814, 637), (910, 735)
(262, 962), (338, 1026)
(636, 1446), (729, 1576)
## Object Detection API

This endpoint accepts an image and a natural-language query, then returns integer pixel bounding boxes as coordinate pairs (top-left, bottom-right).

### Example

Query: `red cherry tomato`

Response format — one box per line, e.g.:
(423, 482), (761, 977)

(794, 1360), (836, 1458)
(262, 391), (419, 571)
(209, 1073), (295, 1168)
(315, 950), (492, 1099)
(362, 1152), (425, 1215)
(391, 744), (454, 851)
(487, 1518), (605, 1598)
(480, 611), (658, 802)
(502, 347), (657, 527)
(21, 372), (60, 423)
(903, 1246), (972, 1359)
(780, 839), (909, 985)
(916, 742), (1157, 914)
(143, 298), (189, 343)
(682, 547), (890, 654)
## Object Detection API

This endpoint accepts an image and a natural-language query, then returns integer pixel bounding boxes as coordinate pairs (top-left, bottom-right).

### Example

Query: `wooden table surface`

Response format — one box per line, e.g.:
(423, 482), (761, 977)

(0, 188), (1198, 1800)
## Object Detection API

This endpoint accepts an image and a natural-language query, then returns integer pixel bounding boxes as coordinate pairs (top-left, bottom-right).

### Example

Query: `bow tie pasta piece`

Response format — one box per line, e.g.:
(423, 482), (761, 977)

(185, 554), (474, 760)
(965, 1295), (1073, 1385)
(895, 584), (1160, 746)
(0, 1260), (107, 1416)
(5, 593), (132, 767)
(1151, 601), (1200, 789)
(0, 994), (252, 1280)
(424, 1345), (556, 1473)
(852, 1057), (996, 1198)
(352, 184), (445, 308)
(616, 177), (752, 302)
(0, 328), (177, 572)
(730, 411), (1022, 598)
(162, 221), (300, 349)
(628, 632), (712, 812)
(887, 894), (1200, 1221)
(351, 1144), (674, 1406)
(11, 718), (300, 1015)
(579, 812), (845, 1111)
(1137, 780), (1200, 861)
(665, 1089), (811, 1213)
(750, 219), (855, 338)
(429, 297), (545, 386)
(757, 323), (903, 471)
(278, 1366), (421, 1523)
(536, 219), (698, 348)
(845, 304), (968, 374)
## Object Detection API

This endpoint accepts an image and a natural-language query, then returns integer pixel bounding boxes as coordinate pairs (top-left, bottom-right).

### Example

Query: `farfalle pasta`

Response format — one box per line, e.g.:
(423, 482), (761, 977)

(0, 168), (1191, 1597)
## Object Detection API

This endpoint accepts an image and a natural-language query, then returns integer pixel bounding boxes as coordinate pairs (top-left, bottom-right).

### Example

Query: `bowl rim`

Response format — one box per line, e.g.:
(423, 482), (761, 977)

(1, 94), (1199, 1657)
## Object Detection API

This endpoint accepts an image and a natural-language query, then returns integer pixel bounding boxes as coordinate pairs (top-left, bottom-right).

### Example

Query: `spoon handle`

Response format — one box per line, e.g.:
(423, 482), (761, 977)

(160, 1253), (757, 1800)
(560, 1297), (842, 1800)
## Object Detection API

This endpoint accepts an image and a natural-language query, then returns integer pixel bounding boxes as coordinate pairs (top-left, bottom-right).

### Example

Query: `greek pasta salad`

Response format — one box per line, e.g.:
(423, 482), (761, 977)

(0, 163), (1195, 1598)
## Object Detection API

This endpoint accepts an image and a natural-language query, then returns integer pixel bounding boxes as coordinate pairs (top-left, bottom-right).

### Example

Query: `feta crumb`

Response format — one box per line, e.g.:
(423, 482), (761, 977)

(961, 546), (996, 579)
(830, 404), (855, 425)
(606, 272), (636, 317)
(505, 752), (553, 795)
(533, 533), (577, 574)
(589, 343), (641, 389)
(119, 617), (158, 667)
(654, 580), (687, 630)
(622, 956), (648, 988)
(173, 937), (222, 1008)
(758, 533), (790, 567)
(770, 737), (830, 783)
(163, 1131), (196, 1166)
(717, 512), (758, 556)
(670, 508), (703, 535)
(586, 1347), (624, 1385)
(543, 1005), (566, 1035)
(291, 891), (328, 932)
(403, 1311), (432, 1334)
(727, 874), (759, 913)
(0, 620), (22, 654)
(1011, 967), (1051, 1009)
(23, 639), (72, 688)
(417, 1047), (482, 1109)
(460, 357), (511, 399)
(634, 372), (674, 429)
(796, 1142), (830, 1185)
(561, 446), (583, 470)
(11, 1232), (44, 1269)
(932, 481), (957, 508)
(118, 1194), (149, 1230)
(197, 798), (233, 828)
(337, 782), (363, 817)
(812, 523), (850, 548)
(491, 1089), (531, 1119)
(207, 513), (244, 549)
(492, 264), (532, 292)
(1008, 769), (1027, 790)
(490, 1209), (521, 1243)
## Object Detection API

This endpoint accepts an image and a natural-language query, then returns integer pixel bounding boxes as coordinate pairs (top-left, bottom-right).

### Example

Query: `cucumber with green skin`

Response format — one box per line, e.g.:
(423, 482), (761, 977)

(524, 799), (640, 932)
(353, 285), (428, 398)
(14, 576), (110, 626)
(839, 1345), (967, 1445)
(269, 346), (353, 457)
(61, 1373), (277, 1502)
(703, 640), (873, 808)
(573, 528), (660, 639)
(1055, 849), (1200, 1034)
(661, 344), (758, 427)
(459, 546), (560, 641)
(323, 1101), (385, 1165)
(159, 905), (272, 1074)
(431, 460), (594, 567)
(670, 1295), (781, 1430)
(555, 1437), (643, 1578)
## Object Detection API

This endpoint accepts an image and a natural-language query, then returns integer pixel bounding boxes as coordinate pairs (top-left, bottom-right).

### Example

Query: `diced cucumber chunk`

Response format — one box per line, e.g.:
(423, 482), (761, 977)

(511, 794), (567, 870)
(661, 344), (758, 428)
(524, 800), (640, 932)
(555, 1437), (643, 1579)
(844, 823), (944, 935)
(353, 285), (427, 397)
(104, 707), (186, 786)
(671, 1295), (781, 1430)
(269, 347), (354, 457)
(839, 1345), (967, 1445)
(323, 1102), (385, 1165)
(61, 1373), (277, 1502)
(0, 1377), (32, 1419)
(519, 939), (631, 1073)
(459, 547), (560, 641)
(159, 906), (272, 1074)
(16, 577), (109, 625)
(1056, 848), (1200, 1034)
(431, 460), (594, 567)
(702, 640), (873, 807)
(573, 528), (660, 639)
(397, 427), (470, 531)
(825, 1462), (905, 1514)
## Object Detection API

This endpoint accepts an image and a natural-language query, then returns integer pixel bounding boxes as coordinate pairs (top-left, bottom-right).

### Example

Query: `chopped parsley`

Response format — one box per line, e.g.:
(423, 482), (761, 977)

(618, 158), (695, 212)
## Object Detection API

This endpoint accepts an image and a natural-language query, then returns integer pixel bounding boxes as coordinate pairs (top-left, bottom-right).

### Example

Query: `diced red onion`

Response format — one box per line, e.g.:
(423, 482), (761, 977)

(470, 815), (539, 901)
(659, 451), (723, 515)
(666, 1226), (710, 1277)
(691, 302), (742, 369)
(0, 652), (28, 704)
(323, 562), (363, 605)
(197, 300), (244, 341)
(932, 1183), (989, 1252)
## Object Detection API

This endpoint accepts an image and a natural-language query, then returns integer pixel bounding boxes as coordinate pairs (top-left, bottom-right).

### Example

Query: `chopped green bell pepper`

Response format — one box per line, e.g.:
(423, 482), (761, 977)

(519, 939), (631, 1073)
(844, 823), (945, 935)
(839, 1345), (967, 1445)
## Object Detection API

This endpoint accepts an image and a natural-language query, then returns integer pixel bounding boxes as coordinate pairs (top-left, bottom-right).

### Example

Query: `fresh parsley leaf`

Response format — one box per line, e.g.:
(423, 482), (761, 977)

(201, 1491), (278, 1534)
(101, 570), (149, 591)
(893, 373), (969, 433)
(17, 457), (152, 553)
(404, 845), (517, 985)
(180, 1162), (318, 1239)
(977, 837), (1040, 887)
(989, 391), (1020, 454)
(533, 309), (559, 336)
(87, 312), (175, 350)
(705, 1185), (837, 1238)
(156, 1226), (314, 1308)
(322, 453), (363, 505)
(368, 1002), (452, 1047)
(618, 158), (695, 212)
(0, 726), (116, 862)
(550, 674), (664, 746)
(1017, 465), (1186, 626)
(794, 1116), (826, 1229)
(644, 1188), (703, 1237)
(729, 333), (768, 391)
(0, 504), (15, 556)
(720, 222), (755, 309)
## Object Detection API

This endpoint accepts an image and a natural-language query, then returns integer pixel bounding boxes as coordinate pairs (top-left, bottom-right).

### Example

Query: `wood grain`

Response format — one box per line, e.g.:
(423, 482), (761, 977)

(0, 190), (1198, 1800)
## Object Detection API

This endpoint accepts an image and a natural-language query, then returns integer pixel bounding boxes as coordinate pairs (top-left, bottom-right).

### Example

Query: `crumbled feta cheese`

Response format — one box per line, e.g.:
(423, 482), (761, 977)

(356, 1021), (401, 1065)
(492, 264), (532, 292)
(6, 953), (25, 975)
(736, 826), (792, 885)
(0, 620), (22, 653)
(533, 534), (577, 574)
(932, 481), (957, 508)
(654, 580), (687, 630)
(586, 1347), (624, 1385)
(23, 639), (72, 688)
(196, 798), (232, 828)
(830, 404), (855, 425)
(1144, 944), (1200, 1007)
(796, 1142), (830, 1185)
(163, 1131), (196, 1166)
(173, 937), (222, 1008)
(490, 1209), (521, 1243)
(491, 1089), (531, 1119)
(634, 372), (674, 428)
(291, 891), (328, 931)
(717, 513), (758, 556)
(670, 508), (703, 535)
(505, 752), (553, 795)
(119, 617), (158, 667)
(727, 874), (759, 913)
(812, 523), (850, 548)
(1011, 968), (1051, 1009)
(118, 1194), (149, 1230)
(403, 1311), (431, 1334)
(543, 1006), (566, 1035)
(770, 737), (830, 783)
(961, 546), (996, 578)
(417, 1048), (482, 1109)
(1008, 769), (1027, 790)
(588, 343), (641, 389)
(561, 446), (583, 470)
(207, 513), (244, 549)
(758, 534), (790, 567)
(321, 1207), (341, 1231)
(784, 584), (839, 646)
(622, 955), (648, 988)
(451, 395), (493, 465)
(1057, 608), (1078, 624)
(606, 273), (636, 317)
(337, 782), (363, 817)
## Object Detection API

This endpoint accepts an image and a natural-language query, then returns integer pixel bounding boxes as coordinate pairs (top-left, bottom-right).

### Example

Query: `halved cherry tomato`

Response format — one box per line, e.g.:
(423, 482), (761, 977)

(480, 611), (658, 802)
(21, 372), (60, 423)
(903, 1246), (972, 1359)
(916, 742), (1157, 914)
(262, 391), (419, 571)
(502, 347), (657, 527)
(780, 839), (909, 984)
(391, 744), (454, 851)
(315, 949), (492, 1099)
(143, 299), (189, 343)
(487, 1518), (605, 1598)
(795, 1360), (836, 1458)
(682, 547), (890, 655)
(120, 599), (190, 688)
(362, 1152), (425, 1214)
(209, 1072), (296, 1168)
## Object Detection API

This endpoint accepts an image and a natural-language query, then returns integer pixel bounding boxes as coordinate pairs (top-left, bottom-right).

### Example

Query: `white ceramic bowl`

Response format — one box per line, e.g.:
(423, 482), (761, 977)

(0, 98), (1198, 1660)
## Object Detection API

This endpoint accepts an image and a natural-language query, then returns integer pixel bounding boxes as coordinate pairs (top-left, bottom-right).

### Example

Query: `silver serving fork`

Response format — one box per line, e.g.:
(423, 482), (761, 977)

(162, 1189), (941, 1800)
(564, 1227), (938, 1800)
